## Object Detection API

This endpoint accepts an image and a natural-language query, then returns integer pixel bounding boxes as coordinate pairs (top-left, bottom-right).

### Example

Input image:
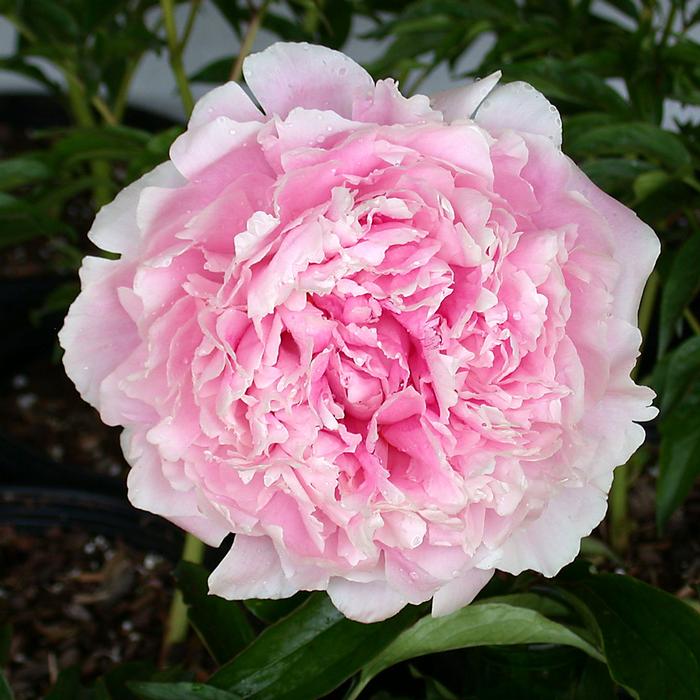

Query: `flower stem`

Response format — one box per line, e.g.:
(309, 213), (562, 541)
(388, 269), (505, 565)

(162, 533), (205, 660)
(685, 308), (700, 335)
(66, 73), (111, 208)
(161, 0), (195, 117)
(609, 269), (660, 554)
(230, 0), (271, 83)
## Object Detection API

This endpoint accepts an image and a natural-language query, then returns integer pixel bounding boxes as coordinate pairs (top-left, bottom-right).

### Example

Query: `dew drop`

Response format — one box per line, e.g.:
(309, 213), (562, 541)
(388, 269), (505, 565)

(338, 66), (348, 77)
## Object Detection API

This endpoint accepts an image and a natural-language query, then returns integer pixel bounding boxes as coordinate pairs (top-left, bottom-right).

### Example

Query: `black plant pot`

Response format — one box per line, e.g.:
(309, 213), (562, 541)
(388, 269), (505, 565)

(0, 485), (184, 561)
(0, 275), (67, 366)
(0, 91), (175, 494)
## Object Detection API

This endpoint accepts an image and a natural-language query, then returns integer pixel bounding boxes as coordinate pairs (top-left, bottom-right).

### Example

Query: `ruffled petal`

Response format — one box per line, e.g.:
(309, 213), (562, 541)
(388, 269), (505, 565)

(327, 578), (408, 622)
(430, 71), (501, 122)
(209, 534), (300, 599)
(243, 42), (373, 119)
(88, 162), (183, 256)
(431, 568), (494, 617)
(474, 81), (563, 148)
(189, 81), (264, 129)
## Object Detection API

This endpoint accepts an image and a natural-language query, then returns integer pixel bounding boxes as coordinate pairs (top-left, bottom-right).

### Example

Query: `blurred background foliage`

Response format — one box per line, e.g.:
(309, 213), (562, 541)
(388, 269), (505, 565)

(1, 1), (700, 698)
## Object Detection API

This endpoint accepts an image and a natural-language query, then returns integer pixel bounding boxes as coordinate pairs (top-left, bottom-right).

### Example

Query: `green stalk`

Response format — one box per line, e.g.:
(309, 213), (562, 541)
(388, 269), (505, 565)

(685, 308), (700, 335)
(609, 270), (660, 553)
(230, 0), (271, 83)
(162, 533), (206, 658)
(112, 59), (140, 124)
(65, 73), (111, 208)
(161, 0), (195, 117)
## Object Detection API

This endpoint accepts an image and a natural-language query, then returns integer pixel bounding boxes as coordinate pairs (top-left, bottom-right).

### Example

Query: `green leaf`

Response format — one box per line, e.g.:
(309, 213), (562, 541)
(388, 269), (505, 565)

(567, 122), (692, 172)
(44, 668), (84, 699)
(658, 395), (700, 528)
(502, 58), (632, 116)
(131, 682), (237, 700)
(209, 593), (423, 699)
(572, 658), (617, 700)
(633, 170), (672, 203)
(0, 157), (51, 191)
(175, 561), (255, 664)
(655, 333), (700, 531)
(189, 57), (234, 84)
(48, 126), (151, 166)
(580, 158), (655, 200)
(0, 671), (13, 700)
(346, 600), (604, 700)
(658, 231), (700, 356)
(0, 197), (71, 247)
(0, 56), (61, 92)
(568, 574), (700, 700)
(242, 593), (309, 624)
(657, 336), (700, 414)
(15, 0), (80, 43)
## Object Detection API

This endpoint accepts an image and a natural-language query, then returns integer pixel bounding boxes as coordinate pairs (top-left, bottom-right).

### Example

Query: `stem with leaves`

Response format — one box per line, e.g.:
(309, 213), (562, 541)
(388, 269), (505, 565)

(609, 270), (660, 554)
(162, 533), (206, 659)
(65, 73), (112, 208)
(230, 0), (271, 83)
(161, 0), (196, 117)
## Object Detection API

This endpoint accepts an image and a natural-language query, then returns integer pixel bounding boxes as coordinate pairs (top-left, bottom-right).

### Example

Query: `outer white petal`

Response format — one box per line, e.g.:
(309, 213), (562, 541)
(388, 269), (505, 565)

(59, 257), (138, 407)
(189, 81), (263, 129)
(124, 429), (229, 547)
(327, 578), (408, 623)
(431, 568), (494, 617)
(243, 42), (374, 119)
(496, 403), (649, 577)
(474, 81), (563, 148)
(209, 534), (301, 600)
(169, 118), (262, 179)
(430, 71), (501, 122)
(567, 165), (660, 326)
(88, 161), (183, 256)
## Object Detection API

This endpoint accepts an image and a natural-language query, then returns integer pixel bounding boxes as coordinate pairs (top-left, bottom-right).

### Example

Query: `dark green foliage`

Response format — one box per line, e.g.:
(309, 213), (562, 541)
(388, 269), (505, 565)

(566, 573), (700, 699)
(175, 561), (255, 664)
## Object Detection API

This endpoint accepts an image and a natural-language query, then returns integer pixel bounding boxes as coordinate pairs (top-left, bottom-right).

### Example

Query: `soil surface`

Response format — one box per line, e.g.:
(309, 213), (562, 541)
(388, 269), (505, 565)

(0, 525), (212, 699)
(0, 356), (128, 480)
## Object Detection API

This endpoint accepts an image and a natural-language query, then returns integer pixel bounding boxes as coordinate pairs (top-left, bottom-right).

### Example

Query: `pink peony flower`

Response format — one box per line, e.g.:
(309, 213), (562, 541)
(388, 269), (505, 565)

(60, 43), (658, 622)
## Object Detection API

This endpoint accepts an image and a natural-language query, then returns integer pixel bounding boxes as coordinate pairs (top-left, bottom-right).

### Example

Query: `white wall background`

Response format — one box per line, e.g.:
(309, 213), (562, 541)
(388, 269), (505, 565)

(0, 0), (698, 127)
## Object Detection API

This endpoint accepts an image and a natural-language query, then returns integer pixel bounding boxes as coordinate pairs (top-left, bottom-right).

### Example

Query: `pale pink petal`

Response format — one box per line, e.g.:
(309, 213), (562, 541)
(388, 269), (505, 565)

(189, 81), (263, 129)
(169, 118), (262, 179)
(88, 162), (183, 257)
(430, 71), (501, 122)
(327, 578), (408, 623)
(567, 166), (660, 326)
(59, 257), (138, 408)
(494, 480), (610, 577)
(208, 534), (300, 599)
(431, 568), (495, 617)
(243, 42), (373, 118)
(474, 81), (563, 147)
(123, 429), (229, 547)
